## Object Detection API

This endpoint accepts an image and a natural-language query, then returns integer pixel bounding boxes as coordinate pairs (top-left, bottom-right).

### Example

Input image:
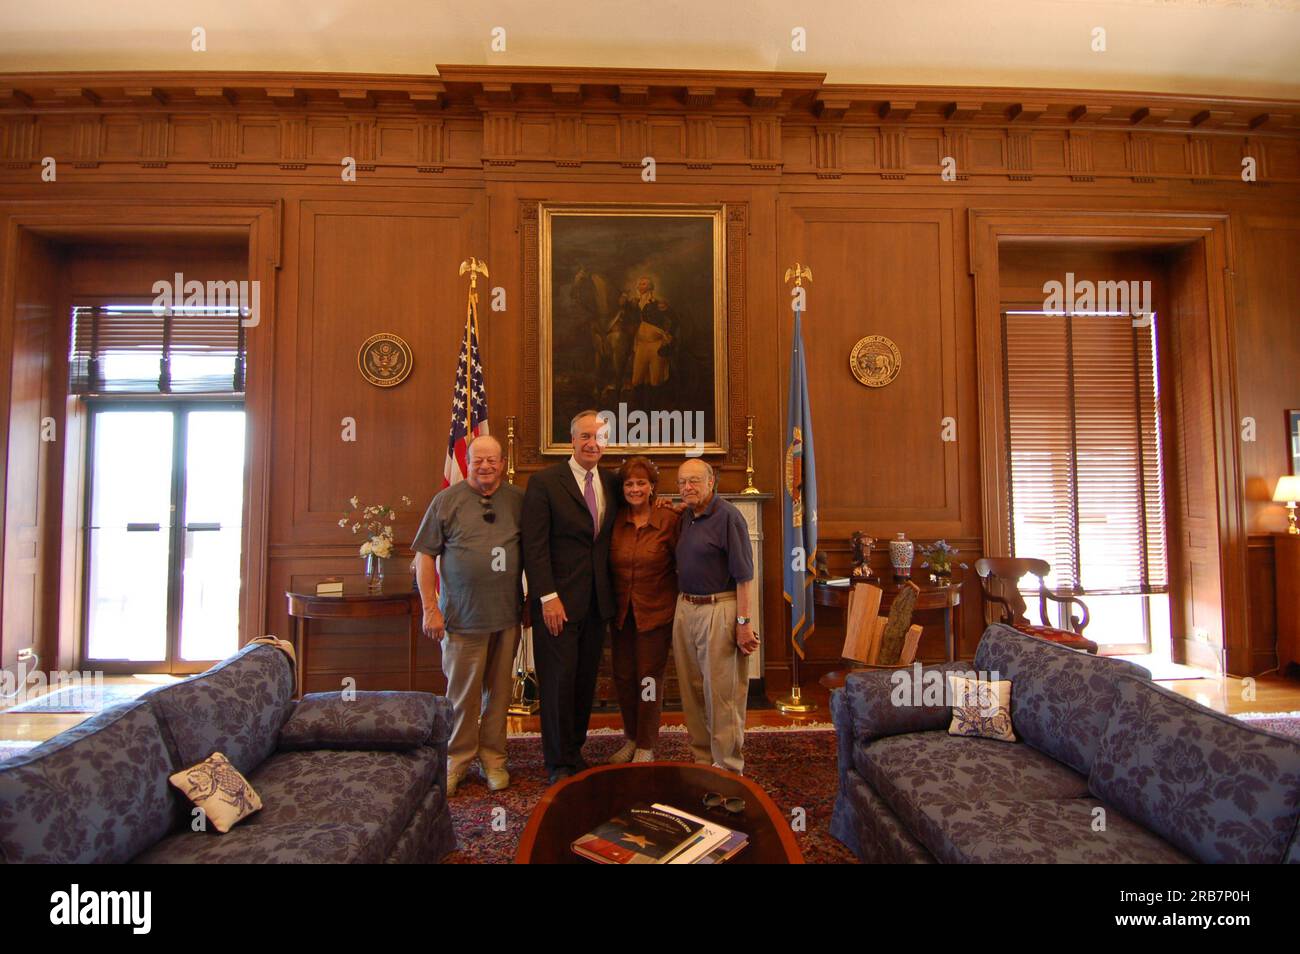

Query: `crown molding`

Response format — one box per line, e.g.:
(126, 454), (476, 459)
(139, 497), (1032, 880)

(1, 67), (1297, 184)
(0, 68), (1293, 136)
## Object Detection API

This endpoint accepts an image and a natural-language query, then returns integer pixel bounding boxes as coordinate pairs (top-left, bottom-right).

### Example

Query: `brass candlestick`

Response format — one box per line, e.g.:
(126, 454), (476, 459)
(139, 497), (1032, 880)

(742, 415), (761, 494)
(506, 415), (517, 485)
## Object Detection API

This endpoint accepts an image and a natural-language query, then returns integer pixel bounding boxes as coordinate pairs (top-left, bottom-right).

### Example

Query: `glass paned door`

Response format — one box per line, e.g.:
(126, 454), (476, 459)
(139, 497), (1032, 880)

(180, 410), (246, 661)
(85, 410), (174, 661)
(84, 402), (245, 672)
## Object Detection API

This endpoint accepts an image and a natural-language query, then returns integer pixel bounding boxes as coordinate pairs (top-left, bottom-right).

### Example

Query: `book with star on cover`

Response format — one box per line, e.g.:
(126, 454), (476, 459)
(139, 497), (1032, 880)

(571, 803), (710, 864)
(651, 803), (747, 864)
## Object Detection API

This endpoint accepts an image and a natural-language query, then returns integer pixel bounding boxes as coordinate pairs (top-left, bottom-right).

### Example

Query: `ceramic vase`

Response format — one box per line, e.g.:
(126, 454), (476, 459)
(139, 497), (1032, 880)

(889, 532), (914, 581)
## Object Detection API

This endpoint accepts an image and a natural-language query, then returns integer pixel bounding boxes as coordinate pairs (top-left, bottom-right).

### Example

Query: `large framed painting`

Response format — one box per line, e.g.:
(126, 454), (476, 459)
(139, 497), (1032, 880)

(538, 203), (728, 456)
(1289, 409), (1300, 474)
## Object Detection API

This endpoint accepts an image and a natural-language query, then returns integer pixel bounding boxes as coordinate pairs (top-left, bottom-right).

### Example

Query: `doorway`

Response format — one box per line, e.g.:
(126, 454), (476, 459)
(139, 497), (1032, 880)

(998, 247), (1172, 657)
(0, 206), (276, 686)
(971, 211), (1247, 674)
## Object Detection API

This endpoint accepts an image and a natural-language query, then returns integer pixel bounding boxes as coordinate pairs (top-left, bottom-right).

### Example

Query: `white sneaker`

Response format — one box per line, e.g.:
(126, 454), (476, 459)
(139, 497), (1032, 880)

(632, 748), (654, 762)
(485, 767), (510, 791)
(607, 739), (637, 764)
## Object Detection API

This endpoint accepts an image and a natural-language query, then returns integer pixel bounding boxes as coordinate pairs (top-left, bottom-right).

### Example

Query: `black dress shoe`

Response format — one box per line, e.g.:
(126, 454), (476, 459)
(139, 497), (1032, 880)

(548, 767), (574, 784)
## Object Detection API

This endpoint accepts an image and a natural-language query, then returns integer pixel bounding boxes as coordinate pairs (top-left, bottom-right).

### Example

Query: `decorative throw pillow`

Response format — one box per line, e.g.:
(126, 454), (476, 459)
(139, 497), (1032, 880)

(947, 674), (1017, 742)
(169, 752), (262, 833)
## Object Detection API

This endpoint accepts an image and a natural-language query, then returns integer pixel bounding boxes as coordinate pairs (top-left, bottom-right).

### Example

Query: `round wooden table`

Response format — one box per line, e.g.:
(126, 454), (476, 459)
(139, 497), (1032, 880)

(515, 762), (804, 864)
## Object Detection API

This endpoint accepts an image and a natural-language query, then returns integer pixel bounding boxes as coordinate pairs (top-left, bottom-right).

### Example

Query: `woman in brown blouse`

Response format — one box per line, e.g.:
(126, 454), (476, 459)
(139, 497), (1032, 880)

(607, 455), (680, 763)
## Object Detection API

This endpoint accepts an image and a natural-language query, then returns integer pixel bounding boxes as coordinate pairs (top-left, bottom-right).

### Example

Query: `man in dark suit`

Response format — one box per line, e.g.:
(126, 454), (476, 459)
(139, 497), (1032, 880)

(522, 409), (621, 782)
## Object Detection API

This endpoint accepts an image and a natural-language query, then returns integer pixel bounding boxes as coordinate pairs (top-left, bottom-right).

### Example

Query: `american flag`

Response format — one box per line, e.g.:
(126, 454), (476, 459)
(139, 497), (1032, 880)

(441, 296), (489, 488)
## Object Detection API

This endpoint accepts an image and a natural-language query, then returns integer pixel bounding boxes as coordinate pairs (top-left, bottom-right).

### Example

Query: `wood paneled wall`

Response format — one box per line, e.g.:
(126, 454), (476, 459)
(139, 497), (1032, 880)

(1, 231), (60, 671)
(1238, 219), (1300, 532)
(266, 191), (487, 626)
(2, 67), (1300, 682)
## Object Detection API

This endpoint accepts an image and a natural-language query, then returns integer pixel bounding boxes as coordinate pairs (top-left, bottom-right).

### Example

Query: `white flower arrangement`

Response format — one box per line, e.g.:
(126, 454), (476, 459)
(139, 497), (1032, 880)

(340, 495), (413, 559)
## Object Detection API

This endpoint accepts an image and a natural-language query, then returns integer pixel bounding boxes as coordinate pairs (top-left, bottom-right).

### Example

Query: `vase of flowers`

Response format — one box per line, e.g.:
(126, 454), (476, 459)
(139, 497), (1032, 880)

(919, 539), (968, 584)
(339, 495), (412, 593)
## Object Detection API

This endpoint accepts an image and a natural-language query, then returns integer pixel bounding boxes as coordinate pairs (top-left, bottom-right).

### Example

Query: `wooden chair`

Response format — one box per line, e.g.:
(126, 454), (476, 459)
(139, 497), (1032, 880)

(974, 557), (1099, 654)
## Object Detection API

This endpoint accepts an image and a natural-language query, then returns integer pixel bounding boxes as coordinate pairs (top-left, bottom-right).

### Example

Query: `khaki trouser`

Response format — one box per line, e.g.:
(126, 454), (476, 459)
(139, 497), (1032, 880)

(441, 626), (520, 777)
(672, 594), (747, 774)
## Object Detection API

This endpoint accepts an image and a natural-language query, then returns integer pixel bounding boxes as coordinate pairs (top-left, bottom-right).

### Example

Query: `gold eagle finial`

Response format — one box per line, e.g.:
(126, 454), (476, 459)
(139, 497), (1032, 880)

(459, 257), (490, 287)
(784, 263), (813, 287)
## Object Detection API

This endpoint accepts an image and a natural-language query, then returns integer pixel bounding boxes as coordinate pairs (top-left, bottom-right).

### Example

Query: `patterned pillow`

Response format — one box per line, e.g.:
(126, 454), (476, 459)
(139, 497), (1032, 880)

(947, 674), (1017, 742)
(169, 752), (263, 834)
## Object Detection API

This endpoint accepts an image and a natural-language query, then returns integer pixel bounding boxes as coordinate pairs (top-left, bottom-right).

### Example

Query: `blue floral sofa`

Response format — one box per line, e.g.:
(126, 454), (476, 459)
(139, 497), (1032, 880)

(0, 643), (456, 864)
(831, 623), (1300, 864)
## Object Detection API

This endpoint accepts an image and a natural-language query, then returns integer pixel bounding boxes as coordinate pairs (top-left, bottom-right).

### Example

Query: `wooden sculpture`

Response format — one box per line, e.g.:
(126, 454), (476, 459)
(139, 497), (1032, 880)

(840, 581), (924, 668)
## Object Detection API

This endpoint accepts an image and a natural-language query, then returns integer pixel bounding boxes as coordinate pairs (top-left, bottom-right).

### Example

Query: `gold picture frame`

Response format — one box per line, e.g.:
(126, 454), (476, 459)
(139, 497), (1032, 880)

(538, 202), (729, 456)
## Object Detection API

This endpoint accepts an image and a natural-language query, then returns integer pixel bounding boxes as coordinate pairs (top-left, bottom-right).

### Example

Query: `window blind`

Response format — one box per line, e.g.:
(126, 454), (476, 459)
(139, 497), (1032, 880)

(69, 299), (246, 394)
(1002, 311), (1168, 595)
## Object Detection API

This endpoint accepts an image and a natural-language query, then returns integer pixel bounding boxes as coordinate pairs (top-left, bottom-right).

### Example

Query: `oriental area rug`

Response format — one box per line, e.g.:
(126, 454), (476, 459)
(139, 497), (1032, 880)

(444, 725), (854, 864)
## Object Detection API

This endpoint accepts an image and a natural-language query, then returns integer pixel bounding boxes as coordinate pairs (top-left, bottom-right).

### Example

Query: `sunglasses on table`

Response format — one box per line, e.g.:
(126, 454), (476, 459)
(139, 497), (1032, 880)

(703, 792), (745, 815)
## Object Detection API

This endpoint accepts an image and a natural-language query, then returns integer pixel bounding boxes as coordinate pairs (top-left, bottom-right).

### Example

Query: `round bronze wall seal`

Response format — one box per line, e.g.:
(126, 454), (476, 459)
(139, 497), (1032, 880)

(358, 333), (413, 388)
(849, 335), (901, 388)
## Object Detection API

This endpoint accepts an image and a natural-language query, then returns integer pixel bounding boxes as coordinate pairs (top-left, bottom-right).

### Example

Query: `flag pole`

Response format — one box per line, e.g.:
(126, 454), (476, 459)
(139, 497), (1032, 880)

(458, 256), (536, 714)
(458, 257), (488, 439)
(777, 262), (817, 715)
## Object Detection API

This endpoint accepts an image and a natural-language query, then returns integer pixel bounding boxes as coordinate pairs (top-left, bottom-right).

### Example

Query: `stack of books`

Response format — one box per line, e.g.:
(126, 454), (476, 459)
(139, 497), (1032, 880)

(571, 802), (748, 864)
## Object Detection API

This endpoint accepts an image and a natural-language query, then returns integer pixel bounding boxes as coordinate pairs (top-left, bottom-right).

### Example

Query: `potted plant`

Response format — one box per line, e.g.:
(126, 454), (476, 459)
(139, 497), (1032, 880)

(919, 539), (967, 584)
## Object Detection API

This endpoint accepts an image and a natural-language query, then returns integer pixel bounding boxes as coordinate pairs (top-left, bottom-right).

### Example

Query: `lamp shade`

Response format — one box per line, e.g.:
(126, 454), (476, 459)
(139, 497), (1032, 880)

(1274, 475), (1300, 504)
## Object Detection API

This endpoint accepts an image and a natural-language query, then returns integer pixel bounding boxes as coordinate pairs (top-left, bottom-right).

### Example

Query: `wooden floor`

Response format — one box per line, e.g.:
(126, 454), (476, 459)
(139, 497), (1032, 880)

(5, 669), (1298, 745)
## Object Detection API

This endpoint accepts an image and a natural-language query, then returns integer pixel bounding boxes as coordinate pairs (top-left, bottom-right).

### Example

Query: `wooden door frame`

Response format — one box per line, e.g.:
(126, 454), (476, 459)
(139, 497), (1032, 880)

(968, 209), (1246, 670)
(0, 198), (281, 669)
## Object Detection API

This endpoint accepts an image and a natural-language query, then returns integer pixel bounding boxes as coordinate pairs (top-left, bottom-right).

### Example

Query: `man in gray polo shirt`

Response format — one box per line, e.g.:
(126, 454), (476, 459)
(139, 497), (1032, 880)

(672, 458), (757, 774)
(413, 434), (524, 796)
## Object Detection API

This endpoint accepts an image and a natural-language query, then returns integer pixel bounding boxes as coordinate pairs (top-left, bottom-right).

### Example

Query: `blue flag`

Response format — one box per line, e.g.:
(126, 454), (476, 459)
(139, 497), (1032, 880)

(782, 308), (818, 658)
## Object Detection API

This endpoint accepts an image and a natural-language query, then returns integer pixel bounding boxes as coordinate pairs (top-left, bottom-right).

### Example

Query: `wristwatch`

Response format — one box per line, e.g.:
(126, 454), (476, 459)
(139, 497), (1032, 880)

(736, 616), (751, 625)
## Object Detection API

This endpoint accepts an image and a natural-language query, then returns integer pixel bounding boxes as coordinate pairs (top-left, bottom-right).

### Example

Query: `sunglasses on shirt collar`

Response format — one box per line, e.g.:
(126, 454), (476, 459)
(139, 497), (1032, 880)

(479, 495), (495, 524)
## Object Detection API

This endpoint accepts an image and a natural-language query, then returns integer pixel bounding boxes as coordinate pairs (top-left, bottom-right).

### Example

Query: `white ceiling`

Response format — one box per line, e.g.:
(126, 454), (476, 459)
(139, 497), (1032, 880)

(2, 0), (1298, 99)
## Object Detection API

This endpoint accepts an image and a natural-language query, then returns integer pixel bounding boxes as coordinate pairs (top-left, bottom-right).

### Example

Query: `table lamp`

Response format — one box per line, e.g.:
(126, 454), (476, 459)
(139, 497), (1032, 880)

(1274, 475), (1300, 535)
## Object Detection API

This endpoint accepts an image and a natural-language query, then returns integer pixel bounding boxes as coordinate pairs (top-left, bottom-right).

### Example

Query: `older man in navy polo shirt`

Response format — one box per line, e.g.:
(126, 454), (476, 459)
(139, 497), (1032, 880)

(672, 458), (757, 774)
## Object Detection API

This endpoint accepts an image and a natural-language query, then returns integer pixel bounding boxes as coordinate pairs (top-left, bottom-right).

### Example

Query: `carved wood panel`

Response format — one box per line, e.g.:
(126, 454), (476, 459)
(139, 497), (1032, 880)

(281, 198), (481, 547)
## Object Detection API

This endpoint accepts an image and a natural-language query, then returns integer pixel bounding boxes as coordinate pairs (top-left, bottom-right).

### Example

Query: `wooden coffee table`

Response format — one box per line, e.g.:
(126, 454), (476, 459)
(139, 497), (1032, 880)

(514, 762), (804, 864)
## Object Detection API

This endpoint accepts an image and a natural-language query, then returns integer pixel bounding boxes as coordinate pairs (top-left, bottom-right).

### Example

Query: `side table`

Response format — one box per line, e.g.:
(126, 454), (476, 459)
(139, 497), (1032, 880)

(286, 577), (426, 697)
